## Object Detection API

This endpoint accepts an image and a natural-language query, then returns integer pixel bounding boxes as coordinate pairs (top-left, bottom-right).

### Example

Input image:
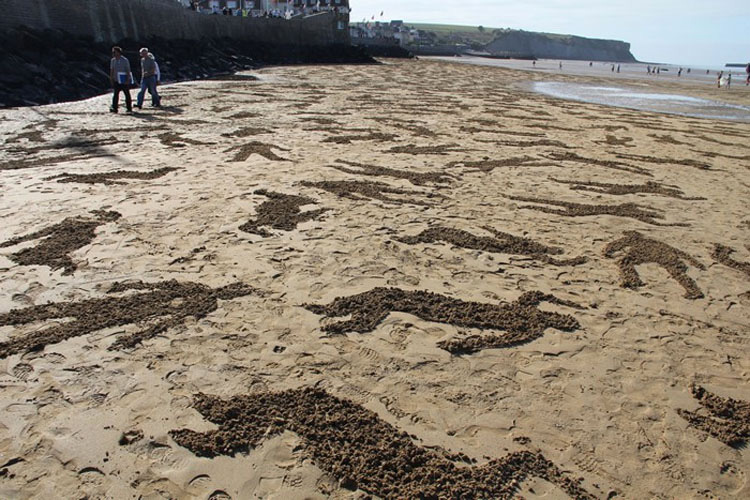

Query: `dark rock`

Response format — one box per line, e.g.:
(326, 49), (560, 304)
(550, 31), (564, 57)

(0, 26), (374, 108)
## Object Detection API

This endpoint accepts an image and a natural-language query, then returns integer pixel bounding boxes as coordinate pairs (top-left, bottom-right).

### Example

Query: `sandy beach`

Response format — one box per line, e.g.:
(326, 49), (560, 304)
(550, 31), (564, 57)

(0, 57), (749, 499)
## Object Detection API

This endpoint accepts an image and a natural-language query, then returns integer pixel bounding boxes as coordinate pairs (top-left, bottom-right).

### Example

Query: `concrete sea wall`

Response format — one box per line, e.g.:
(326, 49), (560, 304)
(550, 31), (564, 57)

(0, 0), (349, 46)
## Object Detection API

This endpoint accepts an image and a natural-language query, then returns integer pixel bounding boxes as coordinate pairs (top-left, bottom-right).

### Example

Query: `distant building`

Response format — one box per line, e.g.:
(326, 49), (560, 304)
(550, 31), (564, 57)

(292, 0), (350, 14)
(351, 20), (420, 46)
(186, 0), (349, 16)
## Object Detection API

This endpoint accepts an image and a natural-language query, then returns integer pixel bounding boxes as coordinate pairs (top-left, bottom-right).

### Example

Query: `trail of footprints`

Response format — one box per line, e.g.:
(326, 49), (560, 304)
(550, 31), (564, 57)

(1, 73), (749, 499)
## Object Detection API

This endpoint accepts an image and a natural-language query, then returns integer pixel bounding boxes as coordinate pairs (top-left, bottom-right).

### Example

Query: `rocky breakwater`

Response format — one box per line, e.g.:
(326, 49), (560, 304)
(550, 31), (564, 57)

(486, 30), (636, 62)
(0, 26), (373, 108)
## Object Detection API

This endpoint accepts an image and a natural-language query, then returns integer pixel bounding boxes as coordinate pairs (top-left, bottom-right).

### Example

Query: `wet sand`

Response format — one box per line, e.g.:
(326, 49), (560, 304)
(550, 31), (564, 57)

(0, 58), (749, 499)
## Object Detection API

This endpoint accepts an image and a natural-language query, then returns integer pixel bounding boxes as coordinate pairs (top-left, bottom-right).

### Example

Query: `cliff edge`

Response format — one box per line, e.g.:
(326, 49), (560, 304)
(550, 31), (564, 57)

(485, 30), (636, 62)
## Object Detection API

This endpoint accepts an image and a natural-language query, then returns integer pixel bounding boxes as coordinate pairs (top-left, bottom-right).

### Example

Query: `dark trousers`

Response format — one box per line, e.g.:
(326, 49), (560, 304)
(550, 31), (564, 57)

(111, 83), (132, 111)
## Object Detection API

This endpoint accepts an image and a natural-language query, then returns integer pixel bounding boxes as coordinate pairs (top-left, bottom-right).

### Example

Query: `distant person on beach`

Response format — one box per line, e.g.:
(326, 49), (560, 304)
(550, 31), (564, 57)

(109, 46), (133, 113)
(717, 71), (723, 88)
(746, 63), (750, 85)
(678, 68), (682, 77)
(617, 64), (620, 73)
(136, 48), (161, 109)
(559, 61), (562, 70)
(727, 72), (731, 89)
(532, 60), (536, 67)
(589, 61), (593, 67)
(647, 65), (651, 74)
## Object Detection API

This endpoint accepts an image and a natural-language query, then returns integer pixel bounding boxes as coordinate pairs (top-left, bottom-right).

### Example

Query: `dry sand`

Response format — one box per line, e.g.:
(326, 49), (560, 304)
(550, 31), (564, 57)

(0, 58), (749, 499)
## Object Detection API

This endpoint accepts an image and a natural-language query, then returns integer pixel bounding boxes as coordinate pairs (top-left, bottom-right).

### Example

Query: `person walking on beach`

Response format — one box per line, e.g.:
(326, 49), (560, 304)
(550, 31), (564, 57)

(727, 72), (731, 89)
(136, 48), (161, 109)
(109, 46), (133, 113)
(147, 55), (161, 104)
(745, 63), (749, 85)
(718, 71), (723, 88)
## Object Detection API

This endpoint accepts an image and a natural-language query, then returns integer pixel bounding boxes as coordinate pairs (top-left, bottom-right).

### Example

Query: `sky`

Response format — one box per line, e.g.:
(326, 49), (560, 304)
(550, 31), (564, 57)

(351, 0), (749, 67)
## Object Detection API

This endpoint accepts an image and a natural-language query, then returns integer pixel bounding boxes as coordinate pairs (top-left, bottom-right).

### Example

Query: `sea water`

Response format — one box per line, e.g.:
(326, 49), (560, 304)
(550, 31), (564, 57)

(429, 56), (750, 122)
(532, 82), (750, 122)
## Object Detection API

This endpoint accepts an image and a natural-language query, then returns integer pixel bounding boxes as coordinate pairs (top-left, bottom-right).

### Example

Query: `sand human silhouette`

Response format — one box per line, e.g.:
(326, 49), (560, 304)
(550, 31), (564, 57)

(327, 159), (453, 186)
(304, 287), (581, 354)
(301, 179), (432, 205)
(508, 195), (682, 226)
(46, 167), (178, 185)
(0, 280), (258, 358)
(604, 231), (705, 299)
(549, 178), (705, 200)
(170, 387), (596, 500)
(396, 226), (587, 266)
(677, 384), (750, 448)
(239, 189), (328, 237)
(0, 210), (121, 274)
(712, 243), (750, 278)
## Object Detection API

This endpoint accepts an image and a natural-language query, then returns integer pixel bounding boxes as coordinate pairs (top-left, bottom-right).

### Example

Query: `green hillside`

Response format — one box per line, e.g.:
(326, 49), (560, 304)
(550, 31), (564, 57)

(405, 23), (500, 44)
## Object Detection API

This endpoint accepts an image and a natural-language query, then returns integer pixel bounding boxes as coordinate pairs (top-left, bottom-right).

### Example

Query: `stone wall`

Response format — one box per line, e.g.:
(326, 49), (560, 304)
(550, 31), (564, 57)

(0, 0), (349, 46)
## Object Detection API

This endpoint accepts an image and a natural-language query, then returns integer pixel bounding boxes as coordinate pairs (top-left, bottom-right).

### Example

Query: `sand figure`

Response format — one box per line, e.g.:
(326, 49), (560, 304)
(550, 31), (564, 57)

(5, 136), (118, 156)
(170, 387), (596, 500)
(0, 280), (258, 358)
(396, 226), (587, 266)
(301, 180), (432, 206)
(549, 178), (705, 200)
(220, 127), (272, 138)
(508, 195), (683, 226)
(604, 231), (705, 299)
(327, 159), (453, 186)
(495, 138), (571, 148)
(1, 148), (116, 171)
(239, 190), (329, 237)
(615, 152), (711, 171)
(304, 287), (581, 354)
(0, 210), (121, 274)
(225, 141), (290, 162)
(447, 156), (556, 173)
(322, 131), (399, 144)
(712, 244), (750, 278)
(157, 132), (213, 148)
(385, 144), (466, 155)
(677, 384), (750, 447)
(543, 151), (651, 175)
(46, 167), (178, 185)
